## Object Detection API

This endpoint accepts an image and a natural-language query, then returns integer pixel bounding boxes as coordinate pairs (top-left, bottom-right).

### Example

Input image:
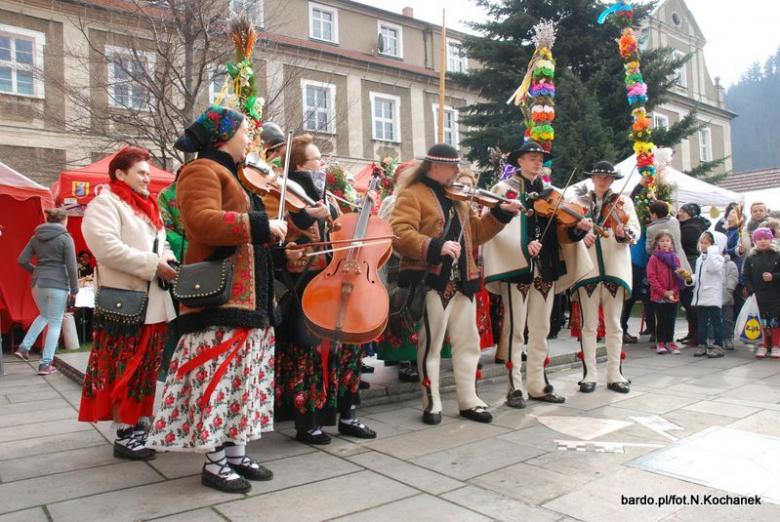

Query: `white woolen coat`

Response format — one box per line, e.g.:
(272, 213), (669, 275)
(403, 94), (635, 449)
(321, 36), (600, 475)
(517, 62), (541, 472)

(690, 231), (728, 308)
(82, 188), (176, 324)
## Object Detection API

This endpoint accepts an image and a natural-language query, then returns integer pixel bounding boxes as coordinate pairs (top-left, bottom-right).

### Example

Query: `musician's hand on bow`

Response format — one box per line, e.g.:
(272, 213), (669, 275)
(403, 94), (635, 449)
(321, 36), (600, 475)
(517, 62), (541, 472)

(528, 240), (542, 257)
(584, 233), (597, 248)
(577, 218), (594, 231)
(305, 201), (330, 219)
(738, 244), (746, 255)
(615, 223), (626, 239)
(284, 242), (304, 262)
(499, 199), (524, 215)
(440, 241), (461, 260)
(269, 219), (288, 242)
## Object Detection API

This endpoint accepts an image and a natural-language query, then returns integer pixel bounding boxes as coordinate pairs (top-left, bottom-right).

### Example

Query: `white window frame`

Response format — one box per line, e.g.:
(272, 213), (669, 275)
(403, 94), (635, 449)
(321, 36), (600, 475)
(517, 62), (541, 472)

(309, 2), (339, 44)
(370, 92), (401, 143)
(699, 127), (712, 162)
(231, 0), (265, 29)
(208, 64), (228, 105)
(652, 112), (669, 130)
(432, 104), (459, 147)
(0, 24), (46, 99)
(446, 38), (467, 73)
(106, 45), (156, 111)
(377, 20), (403, 59)
(301, 79), (336, 134)
(673, 49), (687, 88)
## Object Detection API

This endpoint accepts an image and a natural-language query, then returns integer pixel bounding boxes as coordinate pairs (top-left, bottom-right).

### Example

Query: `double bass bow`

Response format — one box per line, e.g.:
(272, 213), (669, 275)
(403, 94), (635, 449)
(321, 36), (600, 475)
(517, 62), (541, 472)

(300, 170), (393, 344)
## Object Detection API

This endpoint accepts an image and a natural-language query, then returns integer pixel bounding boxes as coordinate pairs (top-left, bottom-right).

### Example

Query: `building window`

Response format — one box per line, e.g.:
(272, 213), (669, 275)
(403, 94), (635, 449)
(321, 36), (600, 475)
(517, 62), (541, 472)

(301, 79), (336, 134)
(432, 104), (459, 147)
(106, 46), (155, 110)
(446, 38), (467, 73)
(699, 127), (712, 162)
(209, 65), (227, 105)
(673, 50), (687, 88)
(378, 21), (403, 59)
(671, 12), (683, 28)
(370, 92), (400, 143)
(652, 112), (669, 130)
(309, 2), (338, 44)
(0, 24), (46, 98)
(231, 0), (264, 29)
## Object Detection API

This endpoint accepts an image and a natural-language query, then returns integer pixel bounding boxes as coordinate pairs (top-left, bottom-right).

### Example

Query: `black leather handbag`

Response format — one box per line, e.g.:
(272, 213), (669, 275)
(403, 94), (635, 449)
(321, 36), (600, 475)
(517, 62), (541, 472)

(93, 238), (158, 333)
(172, 258), (233, 308)
(387, 279), (428, 339)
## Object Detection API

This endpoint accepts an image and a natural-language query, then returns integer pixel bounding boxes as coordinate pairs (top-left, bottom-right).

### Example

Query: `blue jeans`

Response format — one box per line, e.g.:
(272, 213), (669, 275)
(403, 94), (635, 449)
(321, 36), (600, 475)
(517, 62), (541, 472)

(20, 287), (69, 364)
(697, 306), (723, 348)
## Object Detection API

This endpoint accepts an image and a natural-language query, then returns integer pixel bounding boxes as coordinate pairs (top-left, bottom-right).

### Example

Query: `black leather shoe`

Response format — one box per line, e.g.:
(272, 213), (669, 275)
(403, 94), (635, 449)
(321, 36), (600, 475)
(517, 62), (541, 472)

(359, 380), (370, 390)
(423, 411), (442, 425)
(398, 365), (420, 382)
(459, 407), (493, 423)
(229, 457), (273, 481)
(579, 382), (596, 393)
(506, 390), (526, 409)
(623, 332), (638, 344)
(384, 360), (400, 367)
(607, 382), (631, 394)
(295, 429), (332, 445)
(361, 363), (375, 374)
(201, 466), (251, 493)
(529, 392), (566, 404)
(494, 357), (505, 365)
(338, 419), (377, 439)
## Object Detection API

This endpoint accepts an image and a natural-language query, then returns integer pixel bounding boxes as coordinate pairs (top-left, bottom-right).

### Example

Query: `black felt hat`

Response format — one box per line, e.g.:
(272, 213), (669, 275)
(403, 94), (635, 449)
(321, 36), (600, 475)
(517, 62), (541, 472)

(261, 122), (285, 151)
(584, 161), (623, 179)
(507, 141), (553, 167)
(416, 143), (465, 165)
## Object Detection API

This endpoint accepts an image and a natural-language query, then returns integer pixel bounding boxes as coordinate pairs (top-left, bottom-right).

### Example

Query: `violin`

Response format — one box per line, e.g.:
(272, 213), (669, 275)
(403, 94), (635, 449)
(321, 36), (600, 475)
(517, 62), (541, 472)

(239, 153), (317, 212)
(601, 194), (637, 244)
(445, 183), (530, 213)
(532, 188), (609, 238)
(300, 171), (392, 344)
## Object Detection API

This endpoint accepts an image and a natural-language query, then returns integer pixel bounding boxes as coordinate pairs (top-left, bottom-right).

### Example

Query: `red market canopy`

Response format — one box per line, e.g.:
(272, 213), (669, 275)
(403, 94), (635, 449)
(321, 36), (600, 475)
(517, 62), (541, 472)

(52, 150), (175, 209)
(353, 160), (416, 192)
(0, 162), (53, 331)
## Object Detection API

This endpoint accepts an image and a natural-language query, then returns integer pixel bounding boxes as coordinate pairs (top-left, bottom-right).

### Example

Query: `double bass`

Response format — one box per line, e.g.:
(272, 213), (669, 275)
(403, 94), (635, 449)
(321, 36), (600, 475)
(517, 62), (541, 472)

(301, 171), (393, 344)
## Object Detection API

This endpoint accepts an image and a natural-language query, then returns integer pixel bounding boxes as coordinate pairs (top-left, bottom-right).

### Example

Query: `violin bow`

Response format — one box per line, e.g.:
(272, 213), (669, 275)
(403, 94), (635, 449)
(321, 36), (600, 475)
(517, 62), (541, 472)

(538, 166), (578, 243)
(277, 130), (295, 244)
(600, 164), (636, 226)
(326, 190), (361, 209)
(456, 171), (481, 244)
(285, 234), (397, 250)
(304, 239), (393, 257)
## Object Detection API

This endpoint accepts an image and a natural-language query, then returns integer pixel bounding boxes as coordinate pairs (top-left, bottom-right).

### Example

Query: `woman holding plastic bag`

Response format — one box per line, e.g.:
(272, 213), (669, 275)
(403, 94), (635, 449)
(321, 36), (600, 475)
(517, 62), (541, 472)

(741, 228), (780, 358)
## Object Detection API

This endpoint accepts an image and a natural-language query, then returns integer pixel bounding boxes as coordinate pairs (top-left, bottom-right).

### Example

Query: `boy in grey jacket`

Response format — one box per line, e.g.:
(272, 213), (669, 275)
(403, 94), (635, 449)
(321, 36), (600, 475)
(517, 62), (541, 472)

(710, 254), (739, 349)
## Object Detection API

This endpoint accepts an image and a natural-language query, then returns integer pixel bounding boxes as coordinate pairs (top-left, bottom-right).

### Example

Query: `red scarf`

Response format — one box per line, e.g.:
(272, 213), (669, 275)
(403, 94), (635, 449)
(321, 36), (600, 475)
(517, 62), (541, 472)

(109, 180), (163, 231)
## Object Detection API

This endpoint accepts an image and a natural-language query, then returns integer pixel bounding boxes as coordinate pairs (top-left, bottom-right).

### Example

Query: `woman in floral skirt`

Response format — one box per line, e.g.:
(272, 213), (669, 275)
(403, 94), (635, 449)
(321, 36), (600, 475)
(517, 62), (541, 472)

(272, 134), (376, 445)
(78, 147), (178, 461)
(146, 106), (288, 494)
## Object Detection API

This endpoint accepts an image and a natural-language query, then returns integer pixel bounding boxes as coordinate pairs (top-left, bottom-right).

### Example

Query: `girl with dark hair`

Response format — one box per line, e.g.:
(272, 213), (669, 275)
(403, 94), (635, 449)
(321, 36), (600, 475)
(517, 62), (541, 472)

(15, 207), (79, 375)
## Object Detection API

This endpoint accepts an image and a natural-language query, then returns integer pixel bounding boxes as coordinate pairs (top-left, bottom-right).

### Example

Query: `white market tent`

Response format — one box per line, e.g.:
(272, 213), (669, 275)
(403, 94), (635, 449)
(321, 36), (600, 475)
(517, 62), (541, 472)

(570, 153), (743, 211)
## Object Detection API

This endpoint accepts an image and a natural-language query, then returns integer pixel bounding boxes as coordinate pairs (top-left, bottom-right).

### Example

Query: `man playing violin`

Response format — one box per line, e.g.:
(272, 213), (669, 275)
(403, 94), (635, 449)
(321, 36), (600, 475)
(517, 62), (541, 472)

(571, 161), (641, 394)
(391, 143), (523, 425)
(482, 141), (593, 409)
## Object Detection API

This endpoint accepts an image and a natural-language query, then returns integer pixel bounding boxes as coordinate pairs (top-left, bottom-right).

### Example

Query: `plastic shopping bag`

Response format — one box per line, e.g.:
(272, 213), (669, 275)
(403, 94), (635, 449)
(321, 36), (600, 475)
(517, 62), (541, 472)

(735, 294), (763, 344)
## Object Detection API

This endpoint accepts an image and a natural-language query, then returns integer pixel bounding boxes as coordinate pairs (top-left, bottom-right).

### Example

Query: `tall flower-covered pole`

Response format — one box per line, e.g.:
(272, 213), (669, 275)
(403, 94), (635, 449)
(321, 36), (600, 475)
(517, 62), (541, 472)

(507, 20), (557, 181)
(598, 0), (659, 222)
(220, 13), (265, 153)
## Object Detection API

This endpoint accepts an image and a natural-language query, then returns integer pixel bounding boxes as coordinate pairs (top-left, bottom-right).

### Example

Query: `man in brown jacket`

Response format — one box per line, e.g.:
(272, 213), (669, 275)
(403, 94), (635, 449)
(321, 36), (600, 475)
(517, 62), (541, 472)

(391, 144), (523, 425)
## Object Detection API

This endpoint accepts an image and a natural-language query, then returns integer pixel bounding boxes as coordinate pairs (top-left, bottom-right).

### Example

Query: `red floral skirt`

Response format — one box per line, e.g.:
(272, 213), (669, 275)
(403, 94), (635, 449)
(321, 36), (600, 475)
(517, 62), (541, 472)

(569, 302), (606, 339)
(79, 323), (168, 424)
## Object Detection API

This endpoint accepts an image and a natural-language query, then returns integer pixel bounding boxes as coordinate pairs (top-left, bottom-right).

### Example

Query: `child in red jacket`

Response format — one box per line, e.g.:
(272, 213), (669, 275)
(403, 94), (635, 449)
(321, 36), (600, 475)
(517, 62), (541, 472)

(646, 230), (687, 354)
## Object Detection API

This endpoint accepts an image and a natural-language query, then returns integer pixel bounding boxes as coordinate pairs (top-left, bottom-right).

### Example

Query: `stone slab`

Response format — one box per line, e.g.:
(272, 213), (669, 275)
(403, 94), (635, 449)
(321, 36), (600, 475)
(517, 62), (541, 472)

(46, 475), (233, 522)
(0, 462), (161, 513)
(216, 471), (417, 522)
(347, 451), (464, 495)
(0, 398), (71, 417)
(0, 418), (92, 443)
(0, 508), (48, 522)
(150, 508), (227, 522)
(725, 410), (780, 438)
(332, 493), (492, 522)
(410, 437), (545, 480)
(609, 393), (700, 415)
(441, 485), (561, 522)
(0, 407), (75, 428)
(0, 445), (116, 482)
(245, 450), (363, 497)
(470, 461), (591, 505)
(681, 400), (762, 419)
(0, 429), (107, 461)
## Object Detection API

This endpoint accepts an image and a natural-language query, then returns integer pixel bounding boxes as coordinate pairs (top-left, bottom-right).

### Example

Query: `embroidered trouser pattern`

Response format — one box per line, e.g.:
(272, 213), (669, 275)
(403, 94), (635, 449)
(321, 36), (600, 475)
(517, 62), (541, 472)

(500, 279), (554, 397)
(577, 283), (628, 385)
(418, 290), (486, 414)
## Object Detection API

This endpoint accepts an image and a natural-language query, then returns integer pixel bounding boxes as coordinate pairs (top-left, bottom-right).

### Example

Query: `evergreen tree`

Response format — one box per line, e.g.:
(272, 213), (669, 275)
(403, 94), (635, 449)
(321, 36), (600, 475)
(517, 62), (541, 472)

(451, 0), (713, 182)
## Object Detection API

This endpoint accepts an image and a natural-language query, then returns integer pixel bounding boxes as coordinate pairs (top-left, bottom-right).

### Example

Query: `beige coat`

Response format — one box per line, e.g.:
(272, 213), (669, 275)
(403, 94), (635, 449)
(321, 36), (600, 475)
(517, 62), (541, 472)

(82, 188), (176, 324)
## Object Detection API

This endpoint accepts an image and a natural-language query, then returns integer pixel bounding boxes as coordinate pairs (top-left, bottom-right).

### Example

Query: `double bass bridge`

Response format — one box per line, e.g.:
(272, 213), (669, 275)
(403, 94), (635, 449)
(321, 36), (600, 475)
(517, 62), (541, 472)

(342, 260), (362, 275)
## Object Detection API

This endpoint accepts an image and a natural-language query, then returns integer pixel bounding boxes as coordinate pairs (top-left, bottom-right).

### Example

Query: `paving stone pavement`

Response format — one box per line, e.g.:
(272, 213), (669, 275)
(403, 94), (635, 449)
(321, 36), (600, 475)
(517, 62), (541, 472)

(2, 328), (780, 521)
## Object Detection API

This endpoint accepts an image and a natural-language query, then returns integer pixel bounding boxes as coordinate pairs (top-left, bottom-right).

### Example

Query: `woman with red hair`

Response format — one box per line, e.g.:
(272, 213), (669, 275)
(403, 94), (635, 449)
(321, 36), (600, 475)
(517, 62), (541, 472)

(78, 146), (178, 461)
